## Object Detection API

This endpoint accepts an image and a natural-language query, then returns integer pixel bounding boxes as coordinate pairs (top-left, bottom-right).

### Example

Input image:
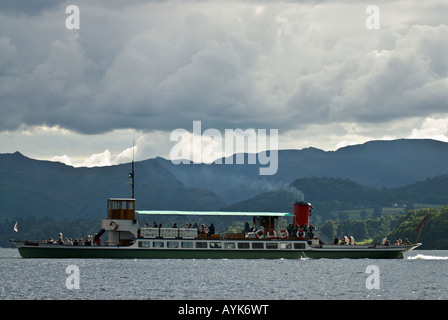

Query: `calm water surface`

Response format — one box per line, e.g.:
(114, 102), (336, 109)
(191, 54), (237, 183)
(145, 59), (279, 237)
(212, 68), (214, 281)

(0, 248), (447, 300)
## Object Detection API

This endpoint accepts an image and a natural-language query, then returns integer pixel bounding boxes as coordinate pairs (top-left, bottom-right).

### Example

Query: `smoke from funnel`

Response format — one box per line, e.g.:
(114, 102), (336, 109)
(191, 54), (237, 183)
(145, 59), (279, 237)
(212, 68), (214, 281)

(281, 185), (305, 202)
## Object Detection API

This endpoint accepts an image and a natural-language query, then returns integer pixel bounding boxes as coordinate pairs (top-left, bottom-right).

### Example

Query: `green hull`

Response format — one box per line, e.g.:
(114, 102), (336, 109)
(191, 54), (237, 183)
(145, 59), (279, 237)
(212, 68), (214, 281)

(302, 249), (405, 259)
(16, 242), (419, 259)
(17, 246), (305, 259)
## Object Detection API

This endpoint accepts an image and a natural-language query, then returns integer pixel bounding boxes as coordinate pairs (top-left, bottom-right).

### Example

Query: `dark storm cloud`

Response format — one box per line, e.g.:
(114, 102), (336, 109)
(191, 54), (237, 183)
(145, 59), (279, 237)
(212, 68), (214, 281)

(0, 0), (66, 16)
(0, 0), (447, 136)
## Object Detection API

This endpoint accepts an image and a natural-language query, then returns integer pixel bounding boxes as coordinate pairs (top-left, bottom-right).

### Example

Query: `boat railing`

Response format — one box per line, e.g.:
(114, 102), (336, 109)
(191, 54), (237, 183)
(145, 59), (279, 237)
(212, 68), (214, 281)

(141, 227), (198, 239)
(315, 230), (332, 244)
(140, 226), (322, 242)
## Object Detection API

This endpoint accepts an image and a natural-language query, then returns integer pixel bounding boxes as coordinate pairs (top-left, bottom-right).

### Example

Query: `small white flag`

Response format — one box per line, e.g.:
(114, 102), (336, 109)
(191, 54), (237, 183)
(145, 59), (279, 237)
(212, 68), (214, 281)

(13, 221), (18, 233)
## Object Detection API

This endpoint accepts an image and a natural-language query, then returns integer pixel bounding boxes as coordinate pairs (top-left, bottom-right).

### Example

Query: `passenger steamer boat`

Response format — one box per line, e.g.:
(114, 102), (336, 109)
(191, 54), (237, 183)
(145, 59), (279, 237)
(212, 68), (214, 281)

(11, 199), (421, 259)
(11, 163), (420, 259)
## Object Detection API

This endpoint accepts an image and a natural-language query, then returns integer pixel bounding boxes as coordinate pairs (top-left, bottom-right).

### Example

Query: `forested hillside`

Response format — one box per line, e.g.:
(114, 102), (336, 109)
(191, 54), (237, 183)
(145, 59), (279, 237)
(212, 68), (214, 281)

(319, 214), (403, 245)
(222, 175), (448, 225)
(316, 206), (448, 250)
(388, 206), (448, 249)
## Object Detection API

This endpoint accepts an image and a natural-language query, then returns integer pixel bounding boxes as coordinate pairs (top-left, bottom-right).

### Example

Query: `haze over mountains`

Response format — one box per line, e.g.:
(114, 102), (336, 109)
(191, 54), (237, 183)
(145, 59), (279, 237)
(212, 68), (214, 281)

(1, 139), (448, 221)
(157, 138), (448, 204)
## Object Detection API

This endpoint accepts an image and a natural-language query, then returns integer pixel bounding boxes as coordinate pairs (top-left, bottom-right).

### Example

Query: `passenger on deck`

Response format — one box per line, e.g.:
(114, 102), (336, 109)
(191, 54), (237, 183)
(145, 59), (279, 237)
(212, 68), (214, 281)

(349, 236), (355, 245)
(94, 233), (101, 246)
(173, 223), (178, 228)
(209, 223), (215, 235)
(303, 224), (308, 235)
(73, 238), (79, 246)
(58, 233), (64, 245)
(333, 235), (339, 245)
(153, 222), (158, 228)
(193, 222), (199, 231)
(308, 224), (316, 237)
(404, 238), (411, 245)
(287, 224), (294, 237)
(200, 224), (208, 234)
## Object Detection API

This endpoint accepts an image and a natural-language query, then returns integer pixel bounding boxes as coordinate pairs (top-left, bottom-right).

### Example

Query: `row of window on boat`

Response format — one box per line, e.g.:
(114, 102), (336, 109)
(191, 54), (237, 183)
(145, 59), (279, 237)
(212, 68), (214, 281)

(138, 240), (307, 250)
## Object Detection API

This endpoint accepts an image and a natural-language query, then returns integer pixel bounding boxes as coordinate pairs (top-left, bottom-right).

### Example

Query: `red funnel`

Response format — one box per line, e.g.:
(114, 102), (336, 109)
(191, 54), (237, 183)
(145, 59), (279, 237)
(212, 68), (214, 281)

(293, 201), (312, 228)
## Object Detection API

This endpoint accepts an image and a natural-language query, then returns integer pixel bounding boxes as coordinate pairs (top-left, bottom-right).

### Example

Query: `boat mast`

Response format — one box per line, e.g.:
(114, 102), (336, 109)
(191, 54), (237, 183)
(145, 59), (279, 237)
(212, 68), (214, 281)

(130, 160), (134, 199)
(129, 141), (135, 199)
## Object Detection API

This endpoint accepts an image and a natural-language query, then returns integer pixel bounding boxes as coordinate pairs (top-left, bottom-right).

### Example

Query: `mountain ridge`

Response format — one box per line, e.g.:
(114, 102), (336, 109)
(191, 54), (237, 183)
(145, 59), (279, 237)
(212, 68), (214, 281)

(1, 138), (448, 221)
(156, 138), (448, 204)
(0, 152), (226, 221)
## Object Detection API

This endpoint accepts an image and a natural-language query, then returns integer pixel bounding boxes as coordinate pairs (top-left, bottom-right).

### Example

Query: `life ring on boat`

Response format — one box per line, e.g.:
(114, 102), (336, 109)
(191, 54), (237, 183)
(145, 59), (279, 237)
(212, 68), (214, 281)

(109, 220), (119, 230)
(297, 229), (304, 239)
(255, 230), (264, 239)
(267, 230), (277, 239)
(279, 229), (289, 239)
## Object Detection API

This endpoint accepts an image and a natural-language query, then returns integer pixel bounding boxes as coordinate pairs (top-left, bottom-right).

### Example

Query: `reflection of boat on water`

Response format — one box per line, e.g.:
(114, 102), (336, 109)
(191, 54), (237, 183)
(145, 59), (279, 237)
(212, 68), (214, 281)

(11, 161), (421, 259)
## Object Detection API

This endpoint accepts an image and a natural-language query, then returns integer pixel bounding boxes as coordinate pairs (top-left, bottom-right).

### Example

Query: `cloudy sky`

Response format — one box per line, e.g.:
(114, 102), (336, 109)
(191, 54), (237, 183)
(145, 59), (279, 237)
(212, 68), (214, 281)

(0, 0), (447, 167)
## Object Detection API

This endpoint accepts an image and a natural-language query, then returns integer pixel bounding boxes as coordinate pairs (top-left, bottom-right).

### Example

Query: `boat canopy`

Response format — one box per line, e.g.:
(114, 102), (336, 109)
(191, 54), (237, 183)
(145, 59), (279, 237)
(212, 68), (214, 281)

(137, 210), (293, 217)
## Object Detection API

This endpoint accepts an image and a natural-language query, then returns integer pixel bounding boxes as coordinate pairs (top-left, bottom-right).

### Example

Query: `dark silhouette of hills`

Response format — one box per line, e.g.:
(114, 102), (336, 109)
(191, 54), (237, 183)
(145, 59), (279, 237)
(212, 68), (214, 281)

(0, 152), (225, 221)
(221, 174), (448, 218)
(1, 138), (448, 221)
(157, 138), (448, 204)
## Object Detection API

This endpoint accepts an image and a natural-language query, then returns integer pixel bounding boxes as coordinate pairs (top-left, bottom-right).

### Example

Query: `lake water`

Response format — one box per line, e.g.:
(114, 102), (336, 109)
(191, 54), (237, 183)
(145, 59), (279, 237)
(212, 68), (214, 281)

(1, 248), (447, 301)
